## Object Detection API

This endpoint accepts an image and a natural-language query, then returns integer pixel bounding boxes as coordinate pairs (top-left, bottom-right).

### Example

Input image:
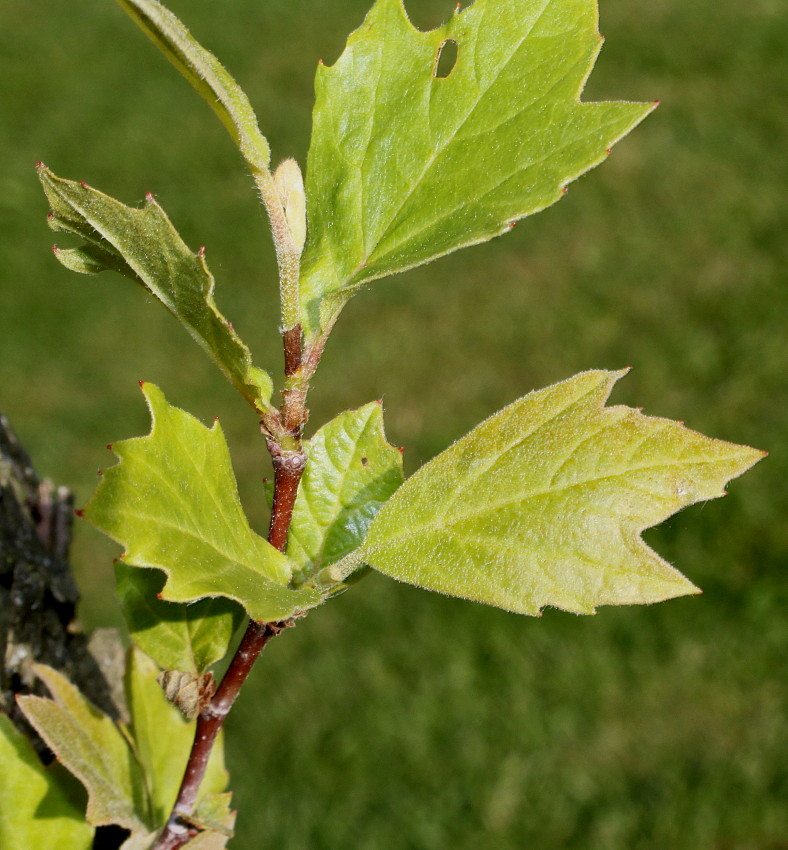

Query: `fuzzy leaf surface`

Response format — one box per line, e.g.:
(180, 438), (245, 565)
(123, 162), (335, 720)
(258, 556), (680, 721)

(300, 0), (655, 335)
(287, 402), (404, 582)
(84, 383), (321, 622)
(39, 165), (274, 415)
(344, 371), (764, 615)
(17, 666), (150, 832)
(116, 0), (270, 174)
(116, 562), (243, 674)
(0, 715), (95, 849)
(127, 649), (228, 828)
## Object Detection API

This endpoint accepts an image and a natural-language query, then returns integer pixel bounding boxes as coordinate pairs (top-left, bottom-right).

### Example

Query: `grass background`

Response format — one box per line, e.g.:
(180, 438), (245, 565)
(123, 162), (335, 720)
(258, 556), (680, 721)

(1, 0), (786, 847)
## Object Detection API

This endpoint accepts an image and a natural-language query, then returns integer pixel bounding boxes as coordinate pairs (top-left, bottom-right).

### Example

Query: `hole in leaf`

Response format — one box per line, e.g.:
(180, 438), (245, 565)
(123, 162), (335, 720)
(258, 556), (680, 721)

(433, 39), (459, 78)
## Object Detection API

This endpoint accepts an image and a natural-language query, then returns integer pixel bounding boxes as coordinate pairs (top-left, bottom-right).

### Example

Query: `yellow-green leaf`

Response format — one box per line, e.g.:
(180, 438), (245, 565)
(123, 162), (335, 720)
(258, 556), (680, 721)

(287, 402), (404, 584)
(40, 165), (275, 416)
(17, 665), (151, 832)
(115, 562), (244, 675)
(0, 714), (94, 849)
(341, 371), (764, 615)
(115, 0), (270, 174)
(127, 649), (229, 828)
(300, 0), (655, 337)
(84, 383), (322, 622)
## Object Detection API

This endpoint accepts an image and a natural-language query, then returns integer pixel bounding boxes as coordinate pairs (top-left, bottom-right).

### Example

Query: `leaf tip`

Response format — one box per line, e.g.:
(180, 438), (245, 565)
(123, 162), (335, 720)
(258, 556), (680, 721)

(145, 191), (155, 202)
(138, 379), (146, 388)
(198, 245), (206, 257)
(106, 443), (113, 451)
(79, 180), (89, 189)
(74, 508), (84, 518)
(35, 160), (44, 168)
(97, 469), (104, 476)
(561, 186), (568, 195)
(51, 244), (59, 254)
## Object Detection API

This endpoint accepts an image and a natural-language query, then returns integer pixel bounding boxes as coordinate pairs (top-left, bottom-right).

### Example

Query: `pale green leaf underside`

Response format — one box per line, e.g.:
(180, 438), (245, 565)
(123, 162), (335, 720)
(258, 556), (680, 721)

(300, 0), (655, 336)
(116, 0), (270, 174)
(116, 562), (244, 675)
(127, 649), (228, 828)
(39, 165), (274, 416)
(346, 370), (764, 615)
(287, 402), (404, 583)
(0, 714), (94, 849)
(85, 382), (322, 622)
(17, 665), (150, 832)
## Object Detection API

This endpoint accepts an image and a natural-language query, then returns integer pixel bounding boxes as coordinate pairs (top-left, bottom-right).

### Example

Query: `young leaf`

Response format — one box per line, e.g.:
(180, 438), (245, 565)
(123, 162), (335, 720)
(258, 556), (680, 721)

(39, 165), (275, 417)
(17, 665), (151, 833)
(0, 715), (95, 849)
(127, 649), (228, 828)
(115, 562), (244, 675)
(300, 0), (655, 337)
(115, 0), (270, 175)
(287, 402), (404, 583)
(337, 371), (765, 615)
(84, 382), (322, 622)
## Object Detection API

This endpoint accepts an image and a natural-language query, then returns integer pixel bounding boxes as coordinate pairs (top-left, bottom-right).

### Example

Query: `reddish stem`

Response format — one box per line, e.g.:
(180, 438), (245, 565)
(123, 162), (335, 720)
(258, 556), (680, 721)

(153, 409), (307, 849)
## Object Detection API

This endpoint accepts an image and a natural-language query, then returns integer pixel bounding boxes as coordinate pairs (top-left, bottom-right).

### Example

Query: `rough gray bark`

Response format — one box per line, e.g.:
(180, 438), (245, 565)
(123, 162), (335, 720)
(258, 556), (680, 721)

(0, 411), (121, 757)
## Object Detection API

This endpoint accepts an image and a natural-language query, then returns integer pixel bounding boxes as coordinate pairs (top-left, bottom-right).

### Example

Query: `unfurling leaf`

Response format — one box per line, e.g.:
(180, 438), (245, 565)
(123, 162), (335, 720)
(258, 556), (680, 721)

(287, 402), (404, 584)
(115, 0), (270, 175)
(0, 714), (95, 849)
(300, 0), (655, 336)
(127, 650), (228, 827)
(39, 165), (275, 416)
(84, 383), (322, 622)
(156, 669), (216, 720)
(17, 665), (151, 832)
(115, 562), (244, 675)
(338, 371), (764, 615)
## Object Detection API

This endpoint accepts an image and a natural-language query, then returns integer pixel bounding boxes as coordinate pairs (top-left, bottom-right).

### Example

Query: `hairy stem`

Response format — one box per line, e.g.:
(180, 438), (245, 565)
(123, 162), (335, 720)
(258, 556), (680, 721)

(253, 168), (302, 332)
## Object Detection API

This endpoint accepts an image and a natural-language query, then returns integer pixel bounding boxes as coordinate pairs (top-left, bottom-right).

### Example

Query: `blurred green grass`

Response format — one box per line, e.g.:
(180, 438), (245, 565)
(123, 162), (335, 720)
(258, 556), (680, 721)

(1, 0), (785, 847)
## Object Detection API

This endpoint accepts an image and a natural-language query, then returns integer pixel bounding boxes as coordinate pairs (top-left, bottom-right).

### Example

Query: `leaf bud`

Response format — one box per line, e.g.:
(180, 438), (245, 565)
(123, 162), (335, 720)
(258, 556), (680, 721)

(273, 158), (307, 255)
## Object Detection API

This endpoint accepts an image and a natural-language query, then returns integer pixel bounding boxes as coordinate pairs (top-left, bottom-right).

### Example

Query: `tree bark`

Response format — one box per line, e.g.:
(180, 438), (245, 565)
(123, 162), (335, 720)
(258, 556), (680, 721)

(0, 411), (122, 757)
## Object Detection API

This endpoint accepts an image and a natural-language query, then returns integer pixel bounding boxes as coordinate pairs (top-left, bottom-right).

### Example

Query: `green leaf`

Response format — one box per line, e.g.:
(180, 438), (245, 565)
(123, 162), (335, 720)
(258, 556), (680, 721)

(39, 165), (275, 416)
(115, 0), (270, 174)
(339, 370), (765, 615)
(127, 649), (228, 828)
(0, 714), (94, 849)
(287, 402), (404, 583)
(116, 562), (244, 675)
(84, 382), (322, 622)
(300, 0), (655, 336)
(17, 665), (151, 832)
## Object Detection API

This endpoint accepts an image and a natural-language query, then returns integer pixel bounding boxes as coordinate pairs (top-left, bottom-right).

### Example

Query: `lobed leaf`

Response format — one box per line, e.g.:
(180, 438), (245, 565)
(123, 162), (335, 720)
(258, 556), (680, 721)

(115, 0), (270, 174)
(115, 562), (244, 675)
(339, 371), (765, 615)
(0, 714), (95, 849)
(84, 382), (322, 622)
(127, 649), (228, 828)
(17, 665), (151, 832)
(300, 0), (655, 337)
(39, 165), (275, 416)
(287, 402), (404, 583)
